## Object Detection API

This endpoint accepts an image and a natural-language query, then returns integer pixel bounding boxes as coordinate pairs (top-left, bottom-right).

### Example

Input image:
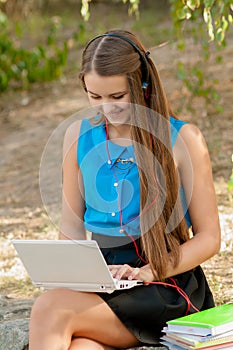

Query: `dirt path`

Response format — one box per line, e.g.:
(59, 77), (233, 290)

(0, 39), (232, 303)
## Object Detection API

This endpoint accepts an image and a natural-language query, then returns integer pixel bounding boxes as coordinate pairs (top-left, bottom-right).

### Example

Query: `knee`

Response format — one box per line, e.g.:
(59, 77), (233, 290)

(30, 289), (66, 323)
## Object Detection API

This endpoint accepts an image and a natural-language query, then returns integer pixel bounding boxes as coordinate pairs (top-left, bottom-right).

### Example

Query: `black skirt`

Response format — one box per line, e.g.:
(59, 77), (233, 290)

(92, 234), (215, 345)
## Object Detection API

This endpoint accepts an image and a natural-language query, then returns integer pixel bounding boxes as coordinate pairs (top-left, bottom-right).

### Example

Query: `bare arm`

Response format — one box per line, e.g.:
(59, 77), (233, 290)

(110, 123), (221, 282)
(59, 120), (86, 240)
(165, 123), (221, 277)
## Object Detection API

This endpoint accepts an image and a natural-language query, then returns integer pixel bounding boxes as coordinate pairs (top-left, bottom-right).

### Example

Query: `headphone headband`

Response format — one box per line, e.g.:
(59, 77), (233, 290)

(84, 33), (150, 92)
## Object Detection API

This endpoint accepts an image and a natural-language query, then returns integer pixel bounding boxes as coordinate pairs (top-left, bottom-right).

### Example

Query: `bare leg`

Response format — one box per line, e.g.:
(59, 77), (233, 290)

(29, 288), (139, 350)
(69, 337), (118, 349)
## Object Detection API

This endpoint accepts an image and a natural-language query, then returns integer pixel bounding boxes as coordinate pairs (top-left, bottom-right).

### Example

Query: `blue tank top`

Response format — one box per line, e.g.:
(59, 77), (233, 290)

(77, 116), (191, 237)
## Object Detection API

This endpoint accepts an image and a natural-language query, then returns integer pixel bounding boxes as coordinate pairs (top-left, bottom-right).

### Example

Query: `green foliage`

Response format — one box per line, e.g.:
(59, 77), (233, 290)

(0, 12), (69, 91)
(81, 0), (91, 22)
(80, 0), (233, 43)
(81, 0), (140, 21)
(1, 0), (233, 96)
(176, 60), (221, 111)
(169, 0), (233, 45)
(122, 0), (140, 18)
(168, 0), (233, 111)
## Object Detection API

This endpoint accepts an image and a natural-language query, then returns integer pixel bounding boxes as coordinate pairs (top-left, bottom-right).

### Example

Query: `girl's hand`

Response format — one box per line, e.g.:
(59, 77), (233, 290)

(108, 264), (156, 282)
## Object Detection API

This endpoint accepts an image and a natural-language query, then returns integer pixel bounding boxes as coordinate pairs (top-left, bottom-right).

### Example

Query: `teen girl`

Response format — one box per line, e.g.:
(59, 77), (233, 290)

(29, 29), (221, 350)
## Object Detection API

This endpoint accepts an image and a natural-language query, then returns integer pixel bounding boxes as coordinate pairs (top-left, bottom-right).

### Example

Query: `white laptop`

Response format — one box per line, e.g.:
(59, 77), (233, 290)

(12, 239), (143, 293)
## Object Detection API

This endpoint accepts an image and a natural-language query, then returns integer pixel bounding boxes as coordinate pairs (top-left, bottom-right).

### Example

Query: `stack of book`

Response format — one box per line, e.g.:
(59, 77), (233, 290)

(160, 303), (233, 349)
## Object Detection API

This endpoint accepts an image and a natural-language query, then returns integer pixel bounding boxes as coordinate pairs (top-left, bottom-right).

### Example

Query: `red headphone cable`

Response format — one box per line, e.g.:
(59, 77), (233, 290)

(105, 117), (199, 315)
(144, 278), (199, 315)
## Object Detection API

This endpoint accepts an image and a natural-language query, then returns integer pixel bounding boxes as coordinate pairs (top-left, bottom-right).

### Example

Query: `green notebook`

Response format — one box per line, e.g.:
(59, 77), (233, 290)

(166, 304), (233, 336)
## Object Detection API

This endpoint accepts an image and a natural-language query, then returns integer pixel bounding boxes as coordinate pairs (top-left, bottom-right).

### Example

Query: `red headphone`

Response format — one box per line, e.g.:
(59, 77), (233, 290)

(84, 32), (151, 102)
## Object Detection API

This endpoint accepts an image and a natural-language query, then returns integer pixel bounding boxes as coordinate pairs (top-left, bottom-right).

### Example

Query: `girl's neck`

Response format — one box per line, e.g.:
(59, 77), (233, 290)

(107, 123), (132, 146)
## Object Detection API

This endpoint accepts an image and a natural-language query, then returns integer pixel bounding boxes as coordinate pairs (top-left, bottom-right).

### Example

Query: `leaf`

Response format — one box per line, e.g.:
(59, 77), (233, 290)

(0, 70), (9, 91)
(203, 0), (215, 9)
(81, 0), (90, 22)
(216, 28), (224, 43)
(203, 8), (215, 41)
(176, 8), (187, 20)
(228, 174), (233, 192)
(186, 0), (200, 11)
(176, 6), (192, 20)
(203, 7), (210, 23)
(0, 10), (7, 27)
(177, 41), (186, 50)
(216, 55), (223, 63)
(221, 16), (229, 32)
(177, 62), (186, 79)
(216, 105), (223, 113)
(212, 90), (220, 101)
(208, 25), (215, 41)
(128, 0), (140, 18)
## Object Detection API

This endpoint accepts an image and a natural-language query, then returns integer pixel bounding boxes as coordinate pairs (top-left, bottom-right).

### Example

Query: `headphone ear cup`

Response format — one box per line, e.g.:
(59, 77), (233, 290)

(145, 85), (150, 100)
(142, 83), (150, 100)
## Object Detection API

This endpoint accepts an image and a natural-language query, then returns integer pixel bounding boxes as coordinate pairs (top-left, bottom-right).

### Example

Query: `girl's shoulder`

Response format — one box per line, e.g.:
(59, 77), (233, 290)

(170, 116), (204, 146)
(173, 119), (208, 168)
(64, 119), (82, 142)
(63, 119), (83, 158)
(170, 116), (202, 136)
(170, 116), (189, 148)
(177, 120), (203, 142)
(170, 115), (188, 130)
(64, 118), (100, 142)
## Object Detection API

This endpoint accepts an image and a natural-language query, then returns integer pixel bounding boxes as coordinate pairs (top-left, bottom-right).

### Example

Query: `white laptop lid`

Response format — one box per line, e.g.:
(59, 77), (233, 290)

(12, 240), (143, 293)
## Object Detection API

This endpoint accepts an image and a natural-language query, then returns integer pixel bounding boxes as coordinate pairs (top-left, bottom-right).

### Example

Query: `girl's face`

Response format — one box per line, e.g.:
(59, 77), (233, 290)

(84, 71), (131, 125)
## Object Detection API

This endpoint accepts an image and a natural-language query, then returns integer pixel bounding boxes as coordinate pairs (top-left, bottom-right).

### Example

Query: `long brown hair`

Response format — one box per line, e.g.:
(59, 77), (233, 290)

(79, 29), (190, 280)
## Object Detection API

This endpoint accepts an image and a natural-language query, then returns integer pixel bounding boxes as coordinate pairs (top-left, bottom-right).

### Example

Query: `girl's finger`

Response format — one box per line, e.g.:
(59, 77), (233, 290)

(115, 264), (132, 280)
(108, 264), (131, 279)
(128, 267), (140, 280)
